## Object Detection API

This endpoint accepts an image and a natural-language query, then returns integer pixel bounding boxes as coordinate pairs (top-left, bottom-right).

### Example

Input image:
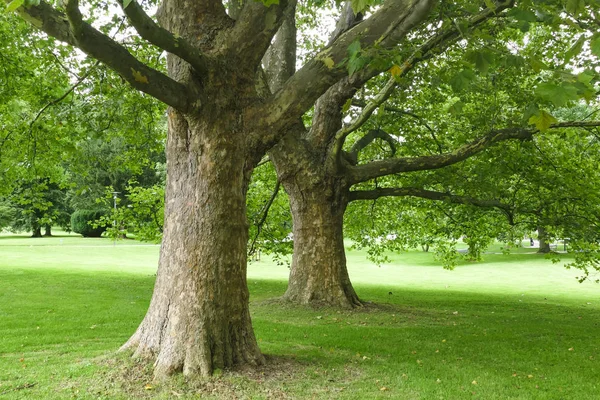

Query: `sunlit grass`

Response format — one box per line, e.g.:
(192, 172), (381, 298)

(0, 233), (598, 399)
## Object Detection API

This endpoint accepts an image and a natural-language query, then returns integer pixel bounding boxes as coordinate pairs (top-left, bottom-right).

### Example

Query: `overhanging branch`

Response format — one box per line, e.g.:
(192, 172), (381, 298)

(348, 186), (509, 211)
(116, 0), (208, 74)
(346, 121), (600, 184)
(348, 186), (515, 223)
(331, 0), (515, 162)
(18, 0), (189, 111)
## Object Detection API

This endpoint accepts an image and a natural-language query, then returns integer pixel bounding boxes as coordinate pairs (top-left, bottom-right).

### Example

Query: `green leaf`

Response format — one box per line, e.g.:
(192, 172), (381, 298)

(260, 0), (279, 6)
(484, 0), (495, 9)
(342, 98), (352, 114)
(466, 50), (494, 74)
(522, 103), (539, 125)
(122, 0), (133, 9)
(449, 69), (475, 92)
(589, 35), (600, 57)
(565, 0), (586, 15)
(347, 55), (369, 76)
(347, 40), (361, 58)
(577, 71), (594, 84)
(5, 0), (24, 12)
(564, 35), (585, 64)
(535, 82), (579, 107)
(529, 57), (548, 72)
(528, 110), (558, 132)
(447, 100), (464, 115)
(507, 8), (538, 22)
(350, 0), (369, 14)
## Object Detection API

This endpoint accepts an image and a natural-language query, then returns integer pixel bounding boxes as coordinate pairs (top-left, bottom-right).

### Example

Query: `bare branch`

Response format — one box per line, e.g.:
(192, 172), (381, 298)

(18, 1), (189, 111)
(346, 121), (600, 184)
(249, 180), (281, 257)
(29, 61), (100, 131)
(262, 1), (297, 92)
(116, 0), (208, 74)
(348, 129), (397, 164)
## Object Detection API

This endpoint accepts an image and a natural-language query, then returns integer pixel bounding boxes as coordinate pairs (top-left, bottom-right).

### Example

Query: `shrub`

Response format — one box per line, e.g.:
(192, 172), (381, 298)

(70, 209), (107, 237)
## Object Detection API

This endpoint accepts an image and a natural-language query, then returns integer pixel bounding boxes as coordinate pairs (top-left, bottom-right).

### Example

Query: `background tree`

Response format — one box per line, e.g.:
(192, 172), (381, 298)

(263, 0), (600, 308)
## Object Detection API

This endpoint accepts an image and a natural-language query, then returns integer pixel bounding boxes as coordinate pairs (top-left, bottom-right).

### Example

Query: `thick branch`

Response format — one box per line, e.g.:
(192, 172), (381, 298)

(254, 0), (436, 132)
(348, 129), (397, 164)
(226, 0), (293, 68)
(305, 2), (364, 151)
(348, 187), (511, 214)
(346, 121), (600, 184)
(262, 1), (297, 92)
(116, 0), (208, 74)
(18, 1), (189, 111)
(331, 0), (515, 161)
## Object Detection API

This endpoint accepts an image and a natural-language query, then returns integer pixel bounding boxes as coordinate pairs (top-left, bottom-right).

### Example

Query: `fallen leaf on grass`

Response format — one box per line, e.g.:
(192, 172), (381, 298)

(380, 387), (388, 391)
(144, 384), (153, 390)
(471, 380), (477, 385)
(568, 347), (574, 351)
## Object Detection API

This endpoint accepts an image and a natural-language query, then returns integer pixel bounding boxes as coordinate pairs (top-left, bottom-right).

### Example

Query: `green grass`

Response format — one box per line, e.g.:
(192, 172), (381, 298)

(0, 233), (598, 399)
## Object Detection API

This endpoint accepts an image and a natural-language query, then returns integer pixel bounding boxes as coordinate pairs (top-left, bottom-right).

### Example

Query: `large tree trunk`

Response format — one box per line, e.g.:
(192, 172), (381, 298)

(44, 225), (52, 237)
(277, 165), (361, 308)
(121, 111), (263, 378)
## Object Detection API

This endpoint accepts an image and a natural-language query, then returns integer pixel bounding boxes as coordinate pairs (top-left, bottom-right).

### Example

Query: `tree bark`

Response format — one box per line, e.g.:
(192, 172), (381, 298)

(44, 225), (52, 236)
(31, 226), (42, 237)
(537, 226), (552, 254)
(282, 186), (361, 308)
(271, 136), (361, 308)
(121, 107), (264, 377)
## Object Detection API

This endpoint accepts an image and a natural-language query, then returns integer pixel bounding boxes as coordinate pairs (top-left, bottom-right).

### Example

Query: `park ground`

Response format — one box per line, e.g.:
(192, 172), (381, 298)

(0, 232), (598, 399)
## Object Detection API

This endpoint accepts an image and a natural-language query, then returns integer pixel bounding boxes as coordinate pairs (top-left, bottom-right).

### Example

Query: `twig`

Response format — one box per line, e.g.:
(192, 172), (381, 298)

(249, 180), (281, 257)
(0, 382), (37, 395)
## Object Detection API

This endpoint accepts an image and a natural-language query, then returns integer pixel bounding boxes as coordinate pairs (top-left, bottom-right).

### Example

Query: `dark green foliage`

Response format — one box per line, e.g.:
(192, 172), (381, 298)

(70, 209), (107, 237)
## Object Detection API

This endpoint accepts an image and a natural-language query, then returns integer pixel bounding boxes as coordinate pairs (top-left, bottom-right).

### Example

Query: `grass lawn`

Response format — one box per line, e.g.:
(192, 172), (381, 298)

(0, 232), (598, 399)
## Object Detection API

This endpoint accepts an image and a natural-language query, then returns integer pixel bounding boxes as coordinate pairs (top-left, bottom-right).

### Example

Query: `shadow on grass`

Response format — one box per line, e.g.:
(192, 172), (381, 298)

(1, 269), (598, 399)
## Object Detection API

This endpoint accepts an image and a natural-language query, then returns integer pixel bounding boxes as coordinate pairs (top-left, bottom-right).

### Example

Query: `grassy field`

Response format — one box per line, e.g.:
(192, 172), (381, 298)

(0, 232), (598, 399)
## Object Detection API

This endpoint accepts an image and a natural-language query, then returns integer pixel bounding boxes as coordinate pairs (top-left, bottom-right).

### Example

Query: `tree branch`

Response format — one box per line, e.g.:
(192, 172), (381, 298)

(348, 129), (397, 164)
(225, 0), (293, 68)
(331, 0), (516, 161)
(346, 121), (600, 184)
(349, 185), (516, 224)
(116, 0), (208, 75)
(351, 100), (443, 152)
(348, 186), (510, 211)
(18, 0), (190, 111)
(249, 180), (281, 257)
(254, 0), (436, 132)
